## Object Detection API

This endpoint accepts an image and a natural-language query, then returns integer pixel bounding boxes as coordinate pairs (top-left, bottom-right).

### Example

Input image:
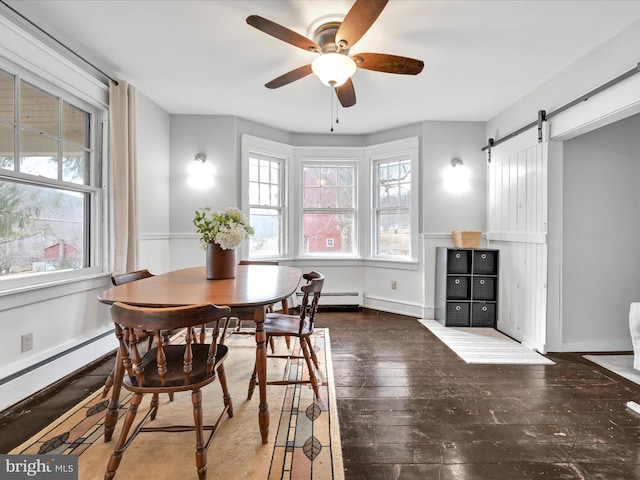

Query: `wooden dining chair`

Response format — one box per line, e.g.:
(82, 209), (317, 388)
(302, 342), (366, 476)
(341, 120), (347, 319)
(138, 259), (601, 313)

(101, 270), (157, 401)
(104, 302), (233, 480)
(248, 271), (324, 400)
(221, 260), (291, 351)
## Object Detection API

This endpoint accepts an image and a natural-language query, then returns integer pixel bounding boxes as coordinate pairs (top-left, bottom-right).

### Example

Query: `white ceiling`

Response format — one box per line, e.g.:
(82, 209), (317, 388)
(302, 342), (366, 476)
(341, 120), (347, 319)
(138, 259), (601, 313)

(5, 0), (640, 135)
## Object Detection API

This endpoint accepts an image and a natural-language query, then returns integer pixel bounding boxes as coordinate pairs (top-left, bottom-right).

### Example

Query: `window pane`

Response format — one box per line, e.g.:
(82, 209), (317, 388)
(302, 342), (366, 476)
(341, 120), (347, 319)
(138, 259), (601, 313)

(270, 184), (279, 207)
(321, 166), (336, 186)
(62, 144), (87, 184)
(249, 158), (259, 182)
(377, 210), (410, 256)
(337, 187), (353, 208)
(304, 186), (321, 208)
(258, 183), (270, 205)
(249, 180), (259, 204)
(0, 70), (14, 121)
(399, 183), (411, 207)
(0, 180), (86, 275)
(337, 166), (353, 186)
(303, 212), (354, 254)
(249, 207), (281, 256)
(303, 164), (355, 209)
(20, 81), (58, 137)
(0, 122), (14, 170)
(259, 159), (270, 183)
(20, 129), (58, 179)
(303, 166), (320, 186)
(62, 101), (89, 146)
(270, 163), (280, 183)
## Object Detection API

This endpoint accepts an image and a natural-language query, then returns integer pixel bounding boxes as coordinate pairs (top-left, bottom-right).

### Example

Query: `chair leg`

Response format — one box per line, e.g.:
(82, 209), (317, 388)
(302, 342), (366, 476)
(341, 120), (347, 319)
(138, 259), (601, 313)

(192, 388), (208, 480)
(104, 349), (125, 442)
(300, 336), (320, 399)
(100, 365), (116, 398)
(217, 365), (233, 418)
(150, 393), (160, 420)
(219, 317), (233, 344)
(307, 337), (320, 369)
(247, 362), (258, 400)
(105, 392), (143, 480)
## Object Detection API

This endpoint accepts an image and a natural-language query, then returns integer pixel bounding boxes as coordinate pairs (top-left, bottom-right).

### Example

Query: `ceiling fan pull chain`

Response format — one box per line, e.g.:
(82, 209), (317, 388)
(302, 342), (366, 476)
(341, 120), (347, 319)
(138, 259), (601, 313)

(330, 86), (334, 132)
(335, 88), (340, 125)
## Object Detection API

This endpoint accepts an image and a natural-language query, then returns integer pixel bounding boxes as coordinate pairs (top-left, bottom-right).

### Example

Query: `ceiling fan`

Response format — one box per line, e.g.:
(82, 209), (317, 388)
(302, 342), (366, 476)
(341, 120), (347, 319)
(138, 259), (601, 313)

(246, 0), (424, 108)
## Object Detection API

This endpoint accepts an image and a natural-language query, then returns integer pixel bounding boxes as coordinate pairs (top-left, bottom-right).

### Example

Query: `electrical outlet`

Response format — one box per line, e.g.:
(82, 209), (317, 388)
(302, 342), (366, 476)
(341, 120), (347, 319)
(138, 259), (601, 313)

(391, 280), (397, 290)
(21, 333), (33, 353)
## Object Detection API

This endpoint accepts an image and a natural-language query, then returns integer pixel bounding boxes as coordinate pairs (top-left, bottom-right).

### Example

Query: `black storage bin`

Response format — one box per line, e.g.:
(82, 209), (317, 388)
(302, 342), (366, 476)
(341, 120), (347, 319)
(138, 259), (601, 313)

(446, 302), (470, 326)
(472, 302), (496, 327)
(446, 276), (470, 300)
(472, 276), (496, 301)
(473, 250), (498, 275)
(436, 247), (499, 328)
(447, 250), (472, 274)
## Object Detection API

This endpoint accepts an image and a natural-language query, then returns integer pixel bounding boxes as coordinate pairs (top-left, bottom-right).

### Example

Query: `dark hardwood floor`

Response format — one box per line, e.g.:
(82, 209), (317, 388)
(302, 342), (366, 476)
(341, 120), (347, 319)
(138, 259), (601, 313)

(2, 309), (640, 479)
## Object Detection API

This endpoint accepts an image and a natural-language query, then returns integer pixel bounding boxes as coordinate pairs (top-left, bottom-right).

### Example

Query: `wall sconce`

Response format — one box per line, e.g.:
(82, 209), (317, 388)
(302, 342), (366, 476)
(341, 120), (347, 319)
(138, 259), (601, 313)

(443, 157), (470, 194)
(187, 153), (214, 189)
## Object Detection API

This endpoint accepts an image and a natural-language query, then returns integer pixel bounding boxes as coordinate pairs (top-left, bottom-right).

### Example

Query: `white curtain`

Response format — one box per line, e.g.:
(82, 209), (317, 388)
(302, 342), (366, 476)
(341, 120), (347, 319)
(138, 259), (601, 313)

(109, 80), (138, 274)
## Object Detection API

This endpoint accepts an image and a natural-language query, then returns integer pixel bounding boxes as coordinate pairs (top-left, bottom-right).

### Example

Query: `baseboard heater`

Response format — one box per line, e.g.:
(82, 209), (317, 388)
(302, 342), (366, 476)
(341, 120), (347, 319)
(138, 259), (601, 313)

(294, 290), (363, 310)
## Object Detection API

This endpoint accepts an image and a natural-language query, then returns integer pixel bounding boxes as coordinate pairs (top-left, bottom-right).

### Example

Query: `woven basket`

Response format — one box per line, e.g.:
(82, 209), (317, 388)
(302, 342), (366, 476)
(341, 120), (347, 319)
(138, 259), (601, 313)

(452, 230), (481, 249)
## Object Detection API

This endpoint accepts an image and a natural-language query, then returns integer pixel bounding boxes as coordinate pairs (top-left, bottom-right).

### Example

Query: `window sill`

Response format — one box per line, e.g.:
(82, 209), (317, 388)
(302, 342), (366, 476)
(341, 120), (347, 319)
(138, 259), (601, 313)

(0, 269), (111, 311)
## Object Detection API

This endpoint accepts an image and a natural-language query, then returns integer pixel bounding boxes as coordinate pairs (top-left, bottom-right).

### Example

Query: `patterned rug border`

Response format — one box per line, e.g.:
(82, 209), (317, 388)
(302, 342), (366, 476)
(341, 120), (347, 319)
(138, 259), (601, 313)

(10, 328), (344, 480)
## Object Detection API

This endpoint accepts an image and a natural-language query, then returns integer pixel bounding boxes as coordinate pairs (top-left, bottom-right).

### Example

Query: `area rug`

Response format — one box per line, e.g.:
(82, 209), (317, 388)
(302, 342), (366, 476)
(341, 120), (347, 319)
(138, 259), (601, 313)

(9, 328), (344, 480)
(419, 319), (555, 365)
(584, 354), (640, 386)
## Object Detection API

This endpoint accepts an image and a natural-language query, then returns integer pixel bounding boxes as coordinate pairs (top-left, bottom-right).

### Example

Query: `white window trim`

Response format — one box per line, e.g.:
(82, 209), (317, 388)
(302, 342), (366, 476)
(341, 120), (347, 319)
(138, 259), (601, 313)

(241, 135), (292, 260)
(294, 146), (365, 260)
(365, 137), (420, 264)
(0, 56), (108, 293)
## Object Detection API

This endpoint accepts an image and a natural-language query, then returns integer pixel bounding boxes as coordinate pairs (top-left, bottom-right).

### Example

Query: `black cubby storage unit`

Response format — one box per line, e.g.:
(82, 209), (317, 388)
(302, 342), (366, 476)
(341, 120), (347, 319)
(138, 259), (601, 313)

(435, 247), (499, 327)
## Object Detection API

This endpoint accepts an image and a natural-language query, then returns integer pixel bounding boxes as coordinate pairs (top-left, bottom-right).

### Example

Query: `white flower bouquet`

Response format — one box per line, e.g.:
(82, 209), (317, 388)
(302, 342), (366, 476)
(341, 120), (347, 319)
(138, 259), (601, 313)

(193, 207), (254, 250)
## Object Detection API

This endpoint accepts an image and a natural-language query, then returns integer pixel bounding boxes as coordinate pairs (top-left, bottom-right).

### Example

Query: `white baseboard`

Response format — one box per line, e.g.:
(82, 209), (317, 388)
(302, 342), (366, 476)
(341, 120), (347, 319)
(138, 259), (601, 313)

(364, 295), (423, 318)
(0, 333), (116, 412)
(547, 339), (634, 353)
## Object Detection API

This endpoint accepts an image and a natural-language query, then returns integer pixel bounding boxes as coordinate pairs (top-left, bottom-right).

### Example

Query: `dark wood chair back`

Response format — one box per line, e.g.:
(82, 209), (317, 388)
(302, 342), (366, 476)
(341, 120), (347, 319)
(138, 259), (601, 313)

(111, 302), (230, 389)
(296, 271), (324, 334)
(110, 269), (153, 286)
(238, 260), (279, 266)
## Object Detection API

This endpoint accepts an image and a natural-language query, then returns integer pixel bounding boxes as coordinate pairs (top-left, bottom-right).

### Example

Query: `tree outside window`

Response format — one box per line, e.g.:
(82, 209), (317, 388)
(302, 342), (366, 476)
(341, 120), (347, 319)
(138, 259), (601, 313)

(374, 156), (411, 258)
(0, 69), (97, 278)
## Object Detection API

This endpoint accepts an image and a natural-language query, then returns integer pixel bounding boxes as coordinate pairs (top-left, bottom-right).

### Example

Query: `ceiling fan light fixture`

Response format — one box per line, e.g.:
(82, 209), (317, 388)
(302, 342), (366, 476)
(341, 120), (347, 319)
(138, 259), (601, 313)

(311, 53), (356, 87)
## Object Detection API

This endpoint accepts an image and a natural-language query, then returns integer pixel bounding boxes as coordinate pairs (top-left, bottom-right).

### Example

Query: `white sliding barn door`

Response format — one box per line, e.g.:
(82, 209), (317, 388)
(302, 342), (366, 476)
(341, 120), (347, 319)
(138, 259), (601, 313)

(487, 128), (548, 352)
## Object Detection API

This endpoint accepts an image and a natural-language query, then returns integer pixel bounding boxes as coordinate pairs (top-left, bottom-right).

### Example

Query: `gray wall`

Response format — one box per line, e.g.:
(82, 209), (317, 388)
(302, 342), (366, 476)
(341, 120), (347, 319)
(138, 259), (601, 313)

(561, 113), (640, 350)
(155, 112), (486, 317)
(136, 92), (171, 274)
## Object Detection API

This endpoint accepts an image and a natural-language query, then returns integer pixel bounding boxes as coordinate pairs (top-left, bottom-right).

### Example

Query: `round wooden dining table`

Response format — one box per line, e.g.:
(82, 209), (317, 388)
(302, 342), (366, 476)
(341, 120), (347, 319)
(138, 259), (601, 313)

(98, 264), (302, 444)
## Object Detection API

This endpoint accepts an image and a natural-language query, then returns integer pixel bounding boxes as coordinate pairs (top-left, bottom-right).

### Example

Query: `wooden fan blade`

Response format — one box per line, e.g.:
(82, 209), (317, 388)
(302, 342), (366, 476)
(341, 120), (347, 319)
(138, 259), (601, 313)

(336, 78), (356, 108)
(335, 0), (389, 49)
(247, 15), (320, 52)
(265, 64), (313, 89)
(354, 53), (424, 75)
